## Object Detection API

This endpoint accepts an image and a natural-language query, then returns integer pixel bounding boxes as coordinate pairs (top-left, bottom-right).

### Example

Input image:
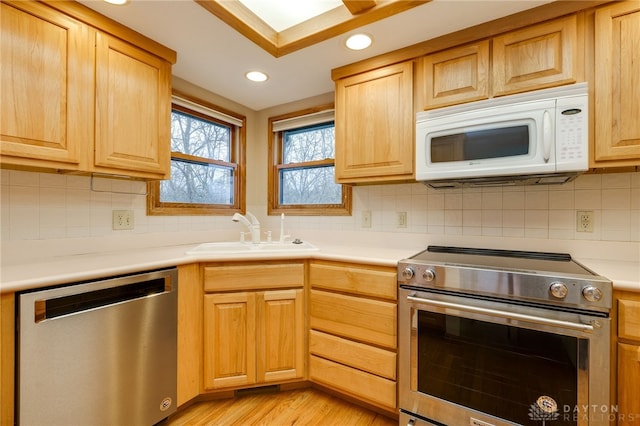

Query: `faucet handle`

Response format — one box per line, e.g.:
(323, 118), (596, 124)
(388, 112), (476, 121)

(265, 230), (272, 243)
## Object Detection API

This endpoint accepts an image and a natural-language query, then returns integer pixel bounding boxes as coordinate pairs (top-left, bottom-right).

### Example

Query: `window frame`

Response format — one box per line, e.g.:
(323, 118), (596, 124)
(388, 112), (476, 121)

(147, 91), (246, 216)
(268, 104), (351, 216)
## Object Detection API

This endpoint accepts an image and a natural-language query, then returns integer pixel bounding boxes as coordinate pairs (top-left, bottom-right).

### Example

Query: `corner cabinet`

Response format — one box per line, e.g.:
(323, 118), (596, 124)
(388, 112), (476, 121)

(593, 2), (640, 167)
(614, 291), (640, 425)
(202, 262), (305, 390)
(308, 261), (398, 413)
(334, 61), (414, 183)
(0, 1), (175, 179)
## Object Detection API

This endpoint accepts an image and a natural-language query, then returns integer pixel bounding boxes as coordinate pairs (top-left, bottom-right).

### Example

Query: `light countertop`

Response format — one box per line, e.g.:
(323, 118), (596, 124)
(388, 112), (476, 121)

(2, 232), (638, 294)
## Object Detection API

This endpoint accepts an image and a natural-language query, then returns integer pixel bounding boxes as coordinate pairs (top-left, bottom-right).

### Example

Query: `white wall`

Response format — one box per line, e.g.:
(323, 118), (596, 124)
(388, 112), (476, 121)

(1, 80), (638, 246)
(2, 168), (638, 244)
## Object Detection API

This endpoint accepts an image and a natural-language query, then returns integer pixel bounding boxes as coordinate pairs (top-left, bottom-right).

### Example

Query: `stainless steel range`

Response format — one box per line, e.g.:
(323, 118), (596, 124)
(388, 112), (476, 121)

(398, 246), (612, 426)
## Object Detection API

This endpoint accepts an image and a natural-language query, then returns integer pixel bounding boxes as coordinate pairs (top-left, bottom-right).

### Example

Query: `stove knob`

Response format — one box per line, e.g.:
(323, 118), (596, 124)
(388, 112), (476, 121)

(582, 286), (603, 302)
(423, 268), (436, 282)
(549, 282), (568, 299)
(401, 267), (414, 280)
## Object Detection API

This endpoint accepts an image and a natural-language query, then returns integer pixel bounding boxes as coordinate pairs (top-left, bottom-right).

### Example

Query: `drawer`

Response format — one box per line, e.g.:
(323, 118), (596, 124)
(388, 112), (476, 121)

(309, 262), (397, 300)
(619, 299), (640, 341)
(310, 289), (396, 349)
(309, 330), (396, 380)
(309, 355), (396, 409)
(204, 263), (304, 292)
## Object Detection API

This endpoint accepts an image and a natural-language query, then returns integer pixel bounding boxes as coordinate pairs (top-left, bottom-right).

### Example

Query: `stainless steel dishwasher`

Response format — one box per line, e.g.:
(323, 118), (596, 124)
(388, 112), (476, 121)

(17, 268), (178, 426)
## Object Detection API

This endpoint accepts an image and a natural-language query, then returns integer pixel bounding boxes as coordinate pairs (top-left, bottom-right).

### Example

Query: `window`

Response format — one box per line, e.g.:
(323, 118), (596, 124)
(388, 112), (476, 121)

(268, 104), (351, 215)
(148, 92), (245, 215)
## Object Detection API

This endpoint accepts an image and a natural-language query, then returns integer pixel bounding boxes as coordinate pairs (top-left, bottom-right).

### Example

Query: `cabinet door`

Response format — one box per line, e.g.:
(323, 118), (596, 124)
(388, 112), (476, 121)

(492, 15), (578, 97)
(594, 2), (640, 164)
(94, 32), (171, 178)
(335, 62), (414, 183)
(256, 289), (304, 383)
(618, 343), (640, 425)
(419, 41), (490, 110)
(203, 292), (256, 389)
(1, 2), (91, 169)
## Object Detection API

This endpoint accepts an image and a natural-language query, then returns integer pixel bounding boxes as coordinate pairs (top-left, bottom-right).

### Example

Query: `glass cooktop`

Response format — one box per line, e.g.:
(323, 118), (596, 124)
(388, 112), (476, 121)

(407, 246), (597, 277)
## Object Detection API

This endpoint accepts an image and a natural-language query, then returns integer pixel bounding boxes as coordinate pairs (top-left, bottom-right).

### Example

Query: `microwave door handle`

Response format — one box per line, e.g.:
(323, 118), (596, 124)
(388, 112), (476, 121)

(542, 109), (553, 162)
(406, 295), (595, 333)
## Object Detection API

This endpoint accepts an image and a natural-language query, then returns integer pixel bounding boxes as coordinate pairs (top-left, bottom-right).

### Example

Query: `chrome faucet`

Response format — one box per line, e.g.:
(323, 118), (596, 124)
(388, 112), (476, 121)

(232, 212), (261, 244)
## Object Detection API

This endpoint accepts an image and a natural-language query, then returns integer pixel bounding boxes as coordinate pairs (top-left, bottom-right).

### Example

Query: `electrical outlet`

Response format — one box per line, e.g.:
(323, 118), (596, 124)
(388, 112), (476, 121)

(361, 210), (372, 228)
(576, 210), (594, 233)
(112, 210), (134, 230)
(397, 212), (407, 228)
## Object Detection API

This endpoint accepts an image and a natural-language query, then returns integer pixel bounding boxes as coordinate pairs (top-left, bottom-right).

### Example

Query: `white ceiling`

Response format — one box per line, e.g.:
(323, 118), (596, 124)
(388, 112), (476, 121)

(78, 0), (552, 111)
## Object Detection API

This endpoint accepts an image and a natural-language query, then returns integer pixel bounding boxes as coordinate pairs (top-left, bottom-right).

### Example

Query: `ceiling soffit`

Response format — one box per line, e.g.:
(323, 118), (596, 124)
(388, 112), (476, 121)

(194, 0), (430, 57)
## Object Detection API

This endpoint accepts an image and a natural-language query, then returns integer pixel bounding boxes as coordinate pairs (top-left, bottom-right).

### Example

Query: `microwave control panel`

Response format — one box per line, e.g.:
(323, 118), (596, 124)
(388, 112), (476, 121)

(555, 95), (588, 168)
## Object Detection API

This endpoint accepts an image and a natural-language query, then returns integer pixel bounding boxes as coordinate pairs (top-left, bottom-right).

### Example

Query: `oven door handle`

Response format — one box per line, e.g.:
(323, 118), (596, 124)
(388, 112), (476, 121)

(406, 295), (595, 333)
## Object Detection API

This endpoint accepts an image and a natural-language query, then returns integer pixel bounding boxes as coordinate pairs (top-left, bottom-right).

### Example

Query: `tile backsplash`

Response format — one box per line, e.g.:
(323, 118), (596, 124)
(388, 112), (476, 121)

(1, 169), (639, 243)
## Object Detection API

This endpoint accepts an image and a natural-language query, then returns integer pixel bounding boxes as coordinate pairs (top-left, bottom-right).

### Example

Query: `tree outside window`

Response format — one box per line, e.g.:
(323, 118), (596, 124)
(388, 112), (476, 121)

(268, 105), (351, 215)
(148, 93), (245, 215)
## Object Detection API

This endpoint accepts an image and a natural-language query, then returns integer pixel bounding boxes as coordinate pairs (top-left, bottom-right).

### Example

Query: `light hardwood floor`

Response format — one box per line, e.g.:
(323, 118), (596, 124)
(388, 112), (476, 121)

(165, 387), (397, 426)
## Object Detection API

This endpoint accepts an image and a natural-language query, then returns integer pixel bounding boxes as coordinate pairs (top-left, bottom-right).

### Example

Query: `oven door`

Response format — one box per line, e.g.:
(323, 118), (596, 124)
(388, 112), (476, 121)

(398, 287), (610, 426)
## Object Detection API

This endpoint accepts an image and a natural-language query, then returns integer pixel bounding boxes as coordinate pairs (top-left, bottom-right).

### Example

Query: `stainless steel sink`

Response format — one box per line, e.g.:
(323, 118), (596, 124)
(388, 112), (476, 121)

(186, 240), (318, 255)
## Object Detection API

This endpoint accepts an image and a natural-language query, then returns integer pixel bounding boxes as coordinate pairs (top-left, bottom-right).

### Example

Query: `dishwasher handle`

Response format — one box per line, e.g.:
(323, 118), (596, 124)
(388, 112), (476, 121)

(35, 277), (170, 322)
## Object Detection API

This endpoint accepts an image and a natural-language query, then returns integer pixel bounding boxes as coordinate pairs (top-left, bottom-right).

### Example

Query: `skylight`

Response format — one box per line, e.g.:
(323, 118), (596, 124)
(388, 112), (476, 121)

(238, 0), (343, 32)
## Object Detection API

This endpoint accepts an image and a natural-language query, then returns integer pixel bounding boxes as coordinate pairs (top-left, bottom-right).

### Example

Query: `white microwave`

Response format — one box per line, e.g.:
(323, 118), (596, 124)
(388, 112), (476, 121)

(415, 83), (588, 188)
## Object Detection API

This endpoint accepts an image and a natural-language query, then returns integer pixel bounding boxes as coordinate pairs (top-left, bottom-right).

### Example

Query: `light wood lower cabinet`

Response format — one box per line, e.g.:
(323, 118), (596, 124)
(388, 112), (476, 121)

(202, 262), (305, 391)
(308, 261), (397, 411)
(616, 293), (640, 425)
(177, 264), (202, 406)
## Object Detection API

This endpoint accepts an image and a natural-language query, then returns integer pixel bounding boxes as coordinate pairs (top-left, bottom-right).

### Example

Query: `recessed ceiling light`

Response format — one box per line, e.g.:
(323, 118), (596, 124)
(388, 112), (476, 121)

(345, 33), (372, 51)
(103, 0), (128, 5)
(245, 71), (269, 82)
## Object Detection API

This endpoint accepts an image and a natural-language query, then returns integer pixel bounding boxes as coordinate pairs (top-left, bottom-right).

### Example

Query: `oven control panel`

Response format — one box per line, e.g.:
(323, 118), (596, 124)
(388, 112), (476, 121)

(398, 260), (612, 313)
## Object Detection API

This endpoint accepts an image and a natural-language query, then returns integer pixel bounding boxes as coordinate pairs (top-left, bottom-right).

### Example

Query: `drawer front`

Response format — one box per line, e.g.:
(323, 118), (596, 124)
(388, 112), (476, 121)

(619, 299), (640, 341)
(204, 263), (304, 292)
(310, 289), (396, 349)
(309, 262), (397, 300)
(309, 330), (396, 380)
(309, 355), (396, 409)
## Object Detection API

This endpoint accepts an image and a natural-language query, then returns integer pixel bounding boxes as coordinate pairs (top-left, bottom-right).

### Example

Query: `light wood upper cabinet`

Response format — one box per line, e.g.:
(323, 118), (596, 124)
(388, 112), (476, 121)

(93, 32), (172, 177)
(0, 1), (91, 170)
(593, 2), (640, 166)
(0, 1), (175, 179)
(334, 61), (414, 183)
(492, 15), (578, 97)
(416, 15), (579, 111)
(419, 41), (490, 110)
